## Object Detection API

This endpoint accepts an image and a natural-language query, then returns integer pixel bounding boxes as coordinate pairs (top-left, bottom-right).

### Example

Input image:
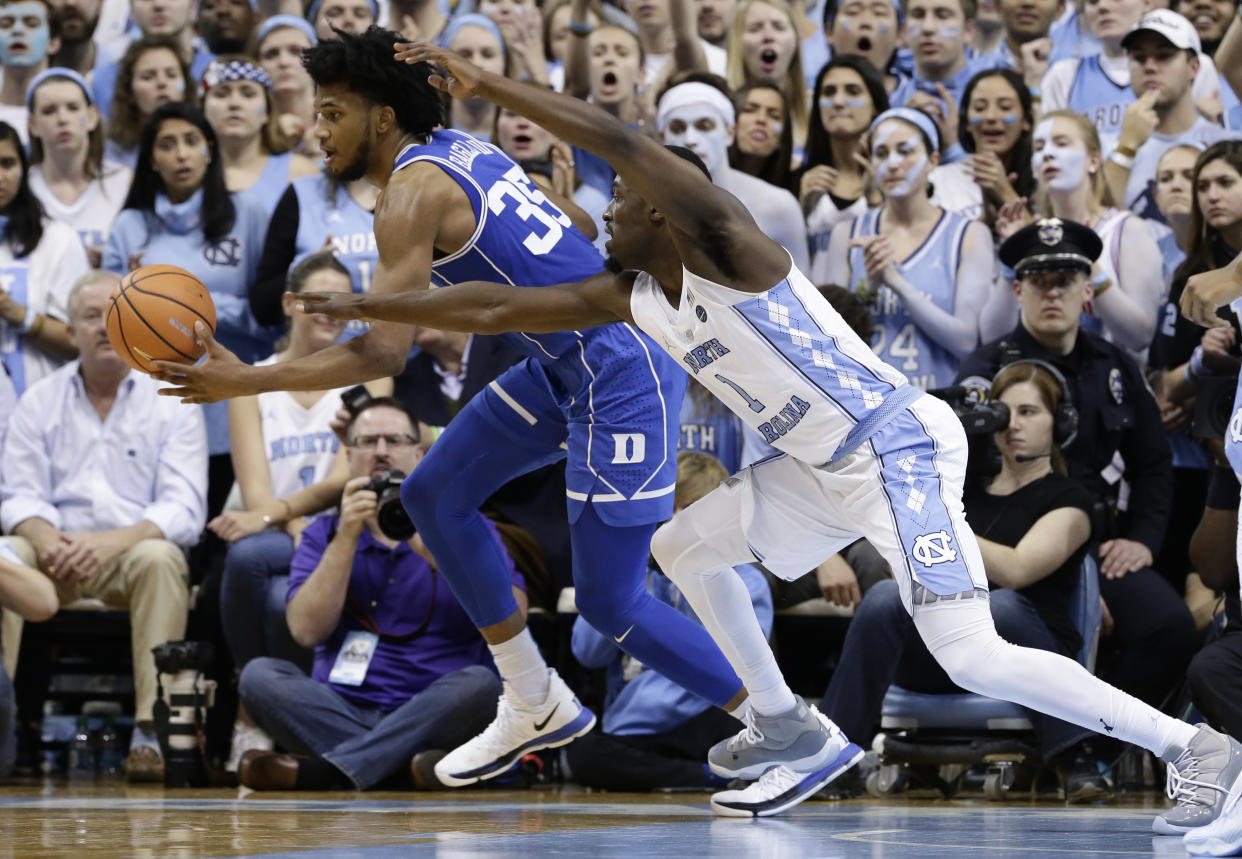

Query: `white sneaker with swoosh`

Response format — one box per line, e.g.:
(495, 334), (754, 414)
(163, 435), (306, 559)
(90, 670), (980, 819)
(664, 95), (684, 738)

(434, 669), (595, 787)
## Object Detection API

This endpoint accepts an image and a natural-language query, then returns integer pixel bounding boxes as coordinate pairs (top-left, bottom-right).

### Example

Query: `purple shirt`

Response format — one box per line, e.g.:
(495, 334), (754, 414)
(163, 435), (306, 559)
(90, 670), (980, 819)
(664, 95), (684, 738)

(288, 515), (524, 711)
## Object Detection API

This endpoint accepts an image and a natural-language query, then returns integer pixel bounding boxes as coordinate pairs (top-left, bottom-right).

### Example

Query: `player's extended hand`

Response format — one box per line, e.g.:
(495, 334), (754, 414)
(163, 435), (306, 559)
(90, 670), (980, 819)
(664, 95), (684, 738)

(295, 291), (374, 321)
(1181, 260), (1242, 328)
(393, 42), (484, 99)
(1098, 537), (1153, 579)
(150, 321), (250, 404)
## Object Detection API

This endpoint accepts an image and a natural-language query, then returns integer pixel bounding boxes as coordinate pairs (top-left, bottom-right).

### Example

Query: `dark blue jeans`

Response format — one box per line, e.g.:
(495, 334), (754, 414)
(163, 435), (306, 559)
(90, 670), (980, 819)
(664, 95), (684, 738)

(239, 657), (501, 789)
(219, 531), (309, 671)
(820, 579), (1092, 758)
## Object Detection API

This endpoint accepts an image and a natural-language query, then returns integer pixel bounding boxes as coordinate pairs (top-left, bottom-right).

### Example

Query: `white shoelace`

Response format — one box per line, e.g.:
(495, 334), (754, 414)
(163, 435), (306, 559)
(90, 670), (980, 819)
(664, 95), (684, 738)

(727, 709), (765, 752)
(748, 765), (800, 797)
(1167, 751), (1226, 808)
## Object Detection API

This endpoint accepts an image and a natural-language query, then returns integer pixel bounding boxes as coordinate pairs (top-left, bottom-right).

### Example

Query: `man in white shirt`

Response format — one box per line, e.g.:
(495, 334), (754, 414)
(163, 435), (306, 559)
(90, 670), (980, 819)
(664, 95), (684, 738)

(1104, 9), (1238, 221)
(0, 269), (207, 783)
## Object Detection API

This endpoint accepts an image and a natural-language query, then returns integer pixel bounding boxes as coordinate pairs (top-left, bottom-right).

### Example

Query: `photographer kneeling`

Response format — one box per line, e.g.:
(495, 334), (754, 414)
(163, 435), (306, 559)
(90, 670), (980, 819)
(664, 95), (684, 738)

(821, 360), (1101, 798)
(237, 398), (525, 791)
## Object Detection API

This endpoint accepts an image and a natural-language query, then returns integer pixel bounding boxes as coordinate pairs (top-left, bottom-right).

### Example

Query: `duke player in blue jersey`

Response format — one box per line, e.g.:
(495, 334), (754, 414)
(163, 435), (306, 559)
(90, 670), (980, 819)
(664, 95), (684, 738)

(296, 42), (1242, 835)
(150, 26), (759, 794)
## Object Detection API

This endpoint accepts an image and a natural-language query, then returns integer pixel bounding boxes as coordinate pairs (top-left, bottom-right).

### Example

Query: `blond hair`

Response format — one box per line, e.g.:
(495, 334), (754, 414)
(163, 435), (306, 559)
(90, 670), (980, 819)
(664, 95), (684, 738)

(675, 451), (729, 510)
(725, 0), (807, 150)
(1032, 109), (1112, 214)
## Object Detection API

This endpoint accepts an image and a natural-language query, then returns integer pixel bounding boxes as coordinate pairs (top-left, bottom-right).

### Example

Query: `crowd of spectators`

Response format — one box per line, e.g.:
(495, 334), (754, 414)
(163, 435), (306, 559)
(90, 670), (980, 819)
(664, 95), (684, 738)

(0, 0), (1235, 806)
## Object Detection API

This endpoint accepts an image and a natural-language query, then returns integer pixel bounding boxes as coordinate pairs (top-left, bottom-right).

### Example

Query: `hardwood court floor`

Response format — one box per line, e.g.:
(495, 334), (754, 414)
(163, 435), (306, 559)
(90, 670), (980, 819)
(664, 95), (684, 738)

(0, 780), (1201, 858)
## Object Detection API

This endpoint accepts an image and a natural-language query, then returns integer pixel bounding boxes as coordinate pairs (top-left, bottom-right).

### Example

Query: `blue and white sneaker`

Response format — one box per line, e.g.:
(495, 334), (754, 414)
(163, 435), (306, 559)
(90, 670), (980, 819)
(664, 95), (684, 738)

(710, 716), (864, 817)
(434, 670), (595, 787)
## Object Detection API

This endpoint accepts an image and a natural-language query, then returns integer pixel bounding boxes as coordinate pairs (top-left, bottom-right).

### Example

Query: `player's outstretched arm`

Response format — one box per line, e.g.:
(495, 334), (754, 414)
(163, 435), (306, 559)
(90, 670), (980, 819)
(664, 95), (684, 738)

(298, 270), (635, 335)
(396, 43), (753, 252)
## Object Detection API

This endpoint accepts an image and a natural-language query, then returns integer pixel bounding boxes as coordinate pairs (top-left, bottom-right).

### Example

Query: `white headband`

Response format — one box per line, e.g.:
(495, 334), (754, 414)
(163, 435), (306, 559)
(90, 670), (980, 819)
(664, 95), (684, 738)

(656, 82), (736, 131)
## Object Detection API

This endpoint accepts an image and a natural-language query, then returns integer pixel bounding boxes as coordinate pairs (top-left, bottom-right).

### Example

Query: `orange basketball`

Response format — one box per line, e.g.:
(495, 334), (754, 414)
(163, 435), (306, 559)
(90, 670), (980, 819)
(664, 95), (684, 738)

(105, 265), (217, 374)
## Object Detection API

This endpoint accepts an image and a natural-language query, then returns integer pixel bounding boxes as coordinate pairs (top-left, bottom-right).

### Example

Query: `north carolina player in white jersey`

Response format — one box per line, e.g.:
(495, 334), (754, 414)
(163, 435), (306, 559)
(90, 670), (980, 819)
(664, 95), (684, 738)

(297, 42), (1242, 837)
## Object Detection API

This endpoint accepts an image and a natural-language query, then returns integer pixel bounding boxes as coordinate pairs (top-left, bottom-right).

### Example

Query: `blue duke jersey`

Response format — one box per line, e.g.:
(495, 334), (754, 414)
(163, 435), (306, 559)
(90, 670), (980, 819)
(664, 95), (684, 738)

(630, 258), (912, 463)
(393, 130), (686, 525)
(846, 209), (972, 391)
(393, 130), (604, 361)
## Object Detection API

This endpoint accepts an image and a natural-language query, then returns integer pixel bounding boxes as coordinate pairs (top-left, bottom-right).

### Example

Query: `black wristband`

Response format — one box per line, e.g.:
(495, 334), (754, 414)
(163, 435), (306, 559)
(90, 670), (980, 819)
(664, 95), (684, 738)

(1207, 464), (1242, 510)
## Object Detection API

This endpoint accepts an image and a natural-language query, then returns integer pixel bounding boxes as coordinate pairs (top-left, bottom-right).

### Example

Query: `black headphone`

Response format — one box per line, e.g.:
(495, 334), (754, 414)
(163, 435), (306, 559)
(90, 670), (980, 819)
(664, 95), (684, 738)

(994, 358), (1079, 448)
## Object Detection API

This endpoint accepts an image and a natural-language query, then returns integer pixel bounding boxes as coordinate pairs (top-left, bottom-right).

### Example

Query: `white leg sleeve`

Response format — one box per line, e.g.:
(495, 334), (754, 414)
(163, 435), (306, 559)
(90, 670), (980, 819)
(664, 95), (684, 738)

(913, 596), (1198, 757)
(650, 490), (798, 717)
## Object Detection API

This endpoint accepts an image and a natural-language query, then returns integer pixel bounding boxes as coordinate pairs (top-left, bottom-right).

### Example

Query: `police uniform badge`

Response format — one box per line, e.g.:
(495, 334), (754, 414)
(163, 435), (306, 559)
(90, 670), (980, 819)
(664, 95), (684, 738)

(1108, 368), (1124, 404)
(1037, 218), (1064, 246)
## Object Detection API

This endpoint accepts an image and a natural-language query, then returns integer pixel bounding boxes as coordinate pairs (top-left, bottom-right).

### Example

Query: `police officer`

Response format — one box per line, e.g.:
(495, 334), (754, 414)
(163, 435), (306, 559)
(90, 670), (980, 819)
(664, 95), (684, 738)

(955, 218), (1197, 756)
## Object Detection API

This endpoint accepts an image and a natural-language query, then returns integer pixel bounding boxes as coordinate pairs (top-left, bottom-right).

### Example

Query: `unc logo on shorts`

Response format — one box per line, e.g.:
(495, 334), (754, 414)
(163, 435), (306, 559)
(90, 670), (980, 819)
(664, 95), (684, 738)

(611, 433), (646, 464)
(203, 236), (242, 267)
(912, 530), (957, 567)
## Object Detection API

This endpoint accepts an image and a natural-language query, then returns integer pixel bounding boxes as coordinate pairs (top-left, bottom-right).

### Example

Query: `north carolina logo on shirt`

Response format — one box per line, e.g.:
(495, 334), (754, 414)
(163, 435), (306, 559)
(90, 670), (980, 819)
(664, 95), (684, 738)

(1230, 406), (1242, 445)
(1108, 368), (1124, 404)
(203, 236), (241, 267)
(912, 531), (957, 567)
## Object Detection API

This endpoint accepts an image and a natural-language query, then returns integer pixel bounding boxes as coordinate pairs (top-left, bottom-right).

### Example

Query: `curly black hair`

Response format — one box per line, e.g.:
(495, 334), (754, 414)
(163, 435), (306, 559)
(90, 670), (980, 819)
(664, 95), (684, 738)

(302, 26), (442, 136)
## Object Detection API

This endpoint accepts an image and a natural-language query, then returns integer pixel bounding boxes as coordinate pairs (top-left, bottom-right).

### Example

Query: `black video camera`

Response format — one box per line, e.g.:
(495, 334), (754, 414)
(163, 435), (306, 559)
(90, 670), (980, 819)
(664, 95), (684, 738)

(152, 640), (213, 674)
(928, 385), (1011, 436)
(364, 468), (416, 541)
(1192, 376), (1240, 441)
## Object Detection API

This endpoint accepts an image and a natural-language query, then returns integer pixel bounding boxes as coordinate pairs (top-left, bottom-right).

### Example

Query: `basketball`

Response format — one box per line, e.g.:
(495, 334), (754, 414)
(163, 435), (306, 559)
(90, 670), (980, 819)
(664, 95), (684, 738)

(105, 264), (217, 374)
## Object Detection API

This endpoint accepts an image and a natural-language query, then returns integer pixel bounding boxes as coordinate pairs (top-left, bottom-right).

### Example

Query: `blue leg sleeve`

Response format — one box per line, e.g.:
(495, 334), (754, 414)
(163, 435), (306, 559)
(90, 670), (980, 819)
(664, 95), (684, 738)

(570, 503), (745, 708)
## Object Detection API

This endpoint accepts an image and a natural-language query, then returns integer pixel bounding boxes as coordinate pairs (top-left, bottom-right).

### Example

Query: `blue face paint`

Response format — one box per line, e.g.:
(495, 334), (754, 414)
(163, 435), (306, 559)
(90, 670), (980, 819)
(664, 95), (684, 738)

(1001, 112), (1020, 124)
(0, 3), (50, 68)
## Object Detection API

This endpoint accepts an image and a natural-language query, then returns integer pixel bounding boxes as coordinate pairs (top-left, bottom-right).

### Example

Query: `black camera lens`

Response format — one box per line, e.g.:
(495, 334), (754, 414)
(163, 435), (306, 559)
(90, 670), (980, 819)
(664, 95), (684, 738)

(365, 469), (416, 541)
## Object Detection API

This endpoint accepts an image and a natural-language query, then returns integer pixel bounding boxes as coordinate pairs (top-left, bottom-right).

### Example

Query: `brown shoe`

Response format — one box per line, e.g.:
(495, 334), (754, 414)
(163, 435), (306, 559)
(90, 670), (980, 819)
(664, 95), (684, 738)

(410, 750), (447, 790)
(124, 746), (164, 783)
(238, 750), (304, 791)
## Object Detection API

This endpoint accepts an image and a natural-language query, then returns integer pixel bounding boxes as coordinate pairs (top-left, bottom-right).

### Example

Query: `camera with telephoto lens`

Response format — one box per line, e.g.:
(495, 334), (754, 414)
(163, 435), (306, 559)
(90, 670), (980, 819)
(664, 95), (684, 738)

(364, 468), (415, 541)
(928, 385), (1012, 436)
(1192, 376), (1240, 441)
(151, 640), (216, 788)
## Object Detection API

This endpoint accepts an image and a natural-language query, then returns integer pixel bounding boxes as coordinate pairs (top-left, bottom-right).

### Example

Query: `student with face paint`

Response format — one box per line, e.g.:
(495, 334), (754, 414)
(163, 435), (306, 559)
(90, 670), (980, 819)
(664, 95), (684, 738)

(724, 0), (807, 154)
(106, 36), (197, 170)
(296, 43), (1242, 833)
(1106, 10), (1236, 223)
(728, 83), (795, 190)
(256, 15), (320, 157)
(933, 67), (1034, 229)
(889, 0), (1007, 145)
(824, 107), (995, 391)
(103, 103), (276, 508)
(801, 55), (889, 285)
(1025, 110), (1163, 360)
(91, 0), (215, 122)
(657, 75), (810, 270)
(200, 56), (319, 217)
(1041, 0), (1223, 159)
(822, 0), (906, 93)
(26, 69), (132, 270)
(0, 0), (60, 147)
(0, 120), (90, 396)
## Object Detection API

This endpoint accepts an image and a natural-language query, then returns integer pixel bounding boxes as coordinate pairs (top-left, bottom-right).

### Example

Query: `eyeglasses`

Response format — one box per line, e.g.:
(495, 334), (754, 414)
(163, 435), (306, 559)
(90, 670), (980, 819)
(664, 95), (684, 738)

(348, 433), (419, 449)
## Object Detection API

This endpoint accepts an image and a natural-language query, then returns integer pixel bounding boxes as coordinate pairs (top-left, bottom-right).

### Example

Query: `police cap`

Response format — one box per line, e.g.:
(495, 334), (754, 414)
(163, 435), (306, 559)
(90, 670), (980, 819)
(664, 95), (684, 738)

(999, 217), (1103, 279)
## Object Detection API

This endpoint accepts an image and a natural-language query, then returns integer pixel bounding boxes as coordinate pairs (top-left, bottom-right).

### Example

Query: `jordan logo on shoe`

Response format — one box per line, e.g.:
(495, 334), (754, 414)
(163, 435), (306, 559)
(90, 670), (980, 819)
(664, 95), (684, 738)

(534, 703), (560, 731)
(1100, 718), (1115, 734)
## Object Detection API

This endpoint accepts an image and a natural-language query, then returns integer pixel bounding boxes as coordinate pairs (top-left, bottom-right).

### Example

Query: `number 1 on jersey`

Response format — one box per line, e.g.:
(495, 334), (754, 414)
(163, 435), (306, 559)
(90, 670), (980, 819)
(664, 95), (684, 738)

(714, 373), (765, 413)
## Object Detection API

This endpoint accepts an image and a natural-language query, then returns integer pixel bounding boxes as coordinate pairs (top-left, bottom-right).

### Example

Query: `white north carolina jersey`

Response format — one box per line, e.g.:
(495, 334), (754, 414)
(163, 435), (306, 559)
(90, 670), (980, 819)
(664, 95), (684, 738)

(29, 162), (131, 253)
(630, 259), (912, 465)
(254, 355), (347, 500)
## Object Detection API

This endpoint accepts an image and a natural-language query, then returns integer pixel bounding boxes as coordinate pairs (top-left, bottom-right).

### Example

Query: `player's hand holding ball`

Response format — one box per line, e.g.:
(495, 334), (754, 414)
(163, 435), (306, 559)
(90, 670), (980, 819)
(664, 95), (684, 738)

(105, 264), (217, 374)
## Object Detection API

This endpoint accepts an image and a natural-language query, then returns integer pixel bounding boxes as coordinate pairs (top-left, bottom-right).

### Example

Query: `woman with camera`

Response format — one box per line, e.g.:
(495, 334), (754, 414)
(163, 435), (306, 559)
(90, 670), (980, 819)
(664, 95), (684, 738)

(821, 361), (1106, 799)
(210, 251), (392, 771)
